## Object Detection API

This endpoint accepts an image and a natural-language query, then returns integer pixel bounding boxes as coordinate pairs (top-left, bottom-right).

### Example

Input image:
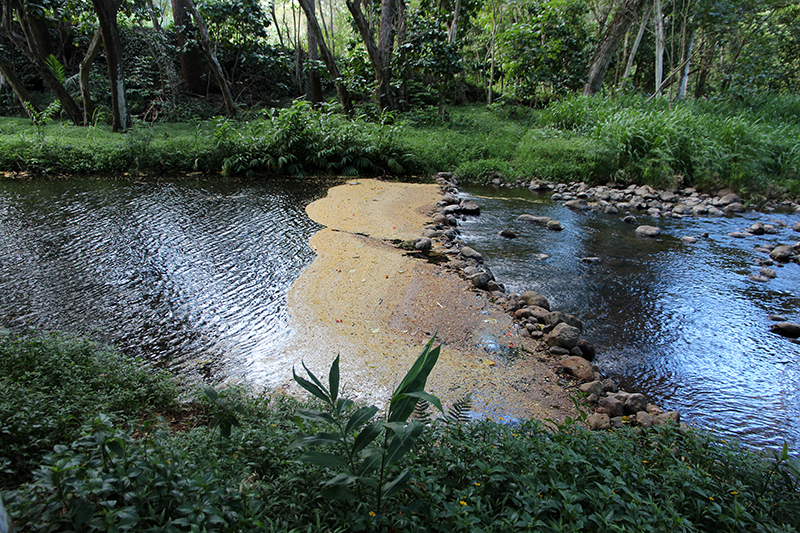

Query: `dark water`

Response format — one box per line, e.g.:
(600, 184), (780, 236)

(0, 178), (327, 386)
(459, 185), (800, 453)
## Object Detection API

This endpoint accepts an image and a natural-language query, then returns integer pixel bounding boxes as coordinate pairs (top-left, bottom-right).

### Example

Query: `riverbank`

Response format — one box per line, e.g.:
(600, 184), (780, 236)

(282, 179), (577, 421)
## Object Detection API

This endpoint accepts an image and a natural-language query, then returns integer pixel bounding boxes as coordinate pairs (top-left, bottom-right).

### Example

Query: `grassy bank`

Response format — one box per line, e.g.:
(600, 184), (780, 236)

(1, 94), (799, 199)
(1, 333), (799, 532)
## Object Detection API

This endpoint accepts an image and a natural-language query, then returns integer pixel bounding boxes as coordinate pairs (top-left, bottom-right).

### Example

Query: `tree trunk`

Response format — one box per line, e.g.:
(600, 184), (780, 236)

(146, 0), (180, 106)
(297, 0), (353, 115)
(2, 0), (83, 125)
(79, 28), (102, 125)
(654, 0), (664, 96)
(583, 0), (649, 96)
(182, 0), (237, 117)
(171, 0), (205, 93)
(677, 28), (695, 99)
(306, 0), (323, 104)
(620, 3), (651, 84)
(91, 0), (132, 131)
(396, 0), (409, 110)
(0, 50), (37, 118)
(346, 0), (396, 111)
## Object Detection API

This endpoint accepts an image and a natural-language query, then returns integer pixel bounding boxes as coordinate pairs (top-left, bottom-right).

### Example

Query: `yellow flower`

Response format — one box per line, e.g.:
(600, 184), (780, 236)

(459, 501), (467, 506)
(731, 491), (739, 495)
(709, 497), (715, 501)
(475, 482), (481, 486)
(642, 460), (649, 464)
(369, 511), (376, 517)
(512, 433), (519, 437)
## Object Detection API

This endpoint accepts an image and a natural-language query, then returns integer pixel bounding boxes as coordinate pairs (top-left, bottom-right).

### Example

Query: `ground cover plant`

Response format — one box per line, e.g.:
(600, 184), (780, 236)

(1, 332), (799, 532)
(1, 95), (799, 202)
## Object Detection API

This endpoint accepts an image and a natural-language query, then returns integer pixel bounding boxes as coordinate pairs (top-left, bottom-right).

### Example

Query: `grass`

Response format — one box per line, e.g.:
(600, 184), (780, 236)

(1, 94), (799, 200)
(1, 333), (799, 532)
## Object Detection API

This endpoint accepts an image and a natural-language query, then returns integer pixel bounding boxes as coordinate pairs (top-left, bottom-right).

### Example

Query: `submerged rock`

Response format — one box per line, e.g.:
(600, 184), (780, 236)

(635, 225), (661, 237)
(771, 322), (800, 338)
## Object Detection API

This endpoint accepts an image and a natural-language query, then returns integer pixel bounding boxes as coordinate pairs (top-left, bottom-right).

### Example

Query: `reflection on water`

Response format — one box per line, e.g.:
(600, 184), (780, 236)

(459, 185), (800, 452)
(0, 178), (327, 385)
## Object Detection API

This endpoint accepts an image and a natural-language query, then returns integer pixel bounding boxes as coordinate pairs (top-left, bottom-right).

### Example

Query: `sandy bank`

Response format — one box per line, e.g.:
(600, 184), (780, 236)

(282, 179), (575, 421)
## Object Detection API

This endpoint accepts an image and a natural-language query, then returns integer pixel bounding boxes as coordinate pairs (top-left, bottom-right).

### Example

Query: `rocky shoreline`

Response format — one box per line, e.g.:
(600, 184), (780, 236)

(398, 172), (800, 432)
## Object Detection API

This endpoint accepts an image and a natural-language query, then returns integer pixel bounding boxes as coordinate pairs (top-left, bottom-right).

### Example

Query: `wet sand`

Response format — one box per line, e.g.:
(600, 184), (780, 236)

(282, 179), (576, 421)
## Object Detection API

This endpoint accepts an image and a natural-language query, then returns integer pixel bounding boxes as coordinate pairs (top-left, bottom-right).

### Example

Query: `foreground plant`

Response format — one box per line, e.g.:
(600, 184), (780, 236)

(290, 337), (443, 513)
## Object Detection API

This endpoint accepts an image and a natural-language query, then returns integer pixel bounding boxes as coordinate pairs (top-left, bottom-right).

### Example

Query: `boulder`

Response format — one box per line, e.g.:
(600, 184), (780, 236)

(459, 200), (481, 215)
(769, 245), (794, 262)
(681, 236), (697, 244)
(560, 356), (594, 381)
(725, 202), (745, 213)
(718, 192), (741, 206)
(623, 393), (648, 415)
(414, 237), (432, 253)
(564, 199), (590, 210)
(517, 214), (552, 225)
(635, 225), (661, 237)
(587, 413), (611, 431)
(519, 291), (550, 310)
(599, 396), (624, 417)
(636, 411), (654, 429)
(576, 339), (596, 361)
(579, 381), (604, 398)
(499, 229), (517, 239)
(544, 323), (581, 349)
(460, 246), (484, 262)
(770, 322), (800, 338)
(654, 411), (680, 426)
(546, 220), (564, 231)
(470, 272), (493, 290)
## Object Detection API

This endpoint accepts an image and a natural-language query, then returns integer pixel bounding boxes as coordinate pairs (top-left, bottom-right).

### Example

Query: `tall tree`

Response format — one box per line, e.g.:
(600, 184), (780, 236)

(91, 0), (132, 131)
(171, 0), (205, 93)
(0, 49), (37, 118)
(583, 0), (649, 95)
(306, 0), (323, 104)
(346, 0), (397, 110)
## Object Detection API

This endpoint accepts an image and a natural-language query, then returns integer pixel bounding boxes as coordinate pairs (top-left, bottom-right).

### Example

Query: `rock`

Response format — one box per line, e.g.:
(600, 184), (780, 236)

(421, 228), (439, 238)
(602, 378), (617, 392)
(499, 229), (517, 239)
(580, 256), (602, 264)
(587, 413), (611, 431)
(560, 356), (595, 381)
(459, 199), (481, 215)
(725, 202), (745, 213)
(470, 272), (493, 290)
(728, 232), (748, 238)
(769, 245), (794, 262)
(544, 323), (581, 349)
(622, 215), (637, 224)
(654, 411), (680, 426)
(748, 222), (765, 235)
(564, 199), (590, 210)
(599, 396), (624, 417)
(760, 268), (777, 279)
(460, 246), (483, 262)
(718, 192), (741, 206)
(794, 222), (800, 232)
(544, 310), (567, 327)
(550, 346), (571, 356)
(646, 404), (663, 416)
(432, 213), (449, 225)
(636, 411), (654, 429)
(680, 236), (697, 244)
(623, 393), (648, 415)
(579, 381), (604, 397)
(517, 214), (552, 225)
(604, 205), (619, 215)
(528, 305), (551, 323)
(635, 225), (661, 237)
(546, 220), (564, 231)
(770, 322), (800, 338)
(519, 291), (550, 310)
(749, 275), (770, 283)
(660, 190), (679, 202)
(414, 237), (432, 253)
(609, 416), (626, 428)
(707, 206), (725, 216)
(576, 339), (596, 361)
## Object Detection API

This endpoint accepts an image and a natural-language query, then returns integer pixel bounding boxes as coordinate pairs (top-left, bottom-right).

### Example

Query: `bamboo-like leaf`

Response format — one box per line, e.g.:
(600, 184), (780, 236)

(357, 448), (382, 477)
(402, 391), (444, 415)
(287, 433), (342, 450)
(352, 421), (383, 456)
(296, 409), (336, 425)
(381, 468), (413, 500)
(384, 422), (424, 468)
(324, 472), (359, 486)
(302, 360), (331, 400)
(297, 451), (348, 469)
(321, 485), (358, 500)
(346, 406), (379, 434)
(292, 365), (330, 405)
(329, 355), (340, 405)
(336, 397), (354, 417)
(389, 337), (441, 422)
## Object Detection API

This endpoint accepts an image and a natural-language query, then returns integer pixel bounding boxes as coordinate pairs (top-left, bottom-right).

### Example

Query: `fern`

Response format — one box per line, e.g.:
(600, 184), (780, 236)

(446, 394), (473, 424)
(45, 54), (66, 84)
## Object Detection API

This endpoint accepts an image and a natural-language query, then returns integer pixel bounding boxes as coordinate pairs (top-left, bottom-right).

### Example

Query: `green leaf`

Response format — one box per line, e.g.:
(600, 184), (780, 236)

(321, 485), (358, 500)
(329, 355), (340, 405)
(403, 391), (444, 414)
(384, 422), (424, 468)
(296, 409), (336, 425)
(288, 433), (342, 450)
(381, 468), (413, 500)
(302, 360), (331, 400)
(293, 365), (331, 406)
(336, 397), (354, 417)
(389, 337), (441, 422)
(352, 422), (383, 456)
(346, 406), (379, 434)
(357, 448), (383, 477)
(325, 472), (360, 486)
(298, 451), (349, 469)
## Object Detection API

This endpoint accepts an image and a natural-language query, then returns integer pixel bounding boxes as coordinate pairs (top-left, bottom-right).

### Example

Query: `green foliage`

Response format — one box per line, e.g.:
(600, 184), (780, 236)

(290, 338), (444, 512)
(0, 332), (178, 489)
(454, 158), (516, 183)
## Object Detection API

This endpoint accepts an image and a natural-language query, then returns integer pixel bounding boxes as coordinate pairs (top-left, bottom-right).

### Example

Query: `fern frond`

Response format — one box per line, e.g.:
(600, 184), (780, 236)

(446, 394), (473, 424)
(412, 398), (433, 425)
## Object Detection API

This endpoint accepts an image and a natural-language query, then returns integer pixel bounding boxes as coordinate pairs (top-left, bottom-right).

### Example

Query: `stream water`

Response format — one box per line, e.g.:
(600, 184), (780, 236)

(0, 178), (327, 386)
(1, 178), (798, 451)
(459, 185), (800, 452)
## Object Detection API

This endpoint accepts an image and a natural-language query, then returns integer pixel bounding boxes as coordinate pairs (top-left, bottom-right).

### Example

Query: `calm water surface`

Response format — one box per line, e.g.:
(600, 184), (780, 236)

(0, 178), (327, 385)
(460, 185), (800, 452)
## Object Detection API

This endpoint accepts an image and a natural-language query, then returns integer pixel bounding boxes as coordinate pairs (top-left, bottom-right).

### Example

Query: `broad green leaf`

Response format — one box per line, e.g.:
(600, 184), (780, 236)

(346, 406), (379, 434)
(325, 472), (360, 486)
(384, 422), (424, 468)
(298, 451), (348, 469)
(381, 468), (413, 500)
(302, 360), (331, 399)
(336, 397), (354, 417)
(384, 421), (407, 438)
(389, 338), (441, 422)
(321, 485), (358, 500)
(293, 366), (331, 405)
(403, 390), (444, 414)
(329, 355), (340, 404)
(296, 408), (336, 425)
(357, 448), (382, 477)
(352, 422), (383, 455)
(288, 433), (342, 450)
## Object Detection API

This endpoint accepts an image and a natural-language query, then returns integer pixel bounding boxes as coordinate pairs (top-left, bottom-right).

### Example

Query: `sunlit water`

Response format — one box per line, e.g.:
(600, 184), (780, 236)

(459, 185), (800, 452)
(0, 178), (328, 386)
